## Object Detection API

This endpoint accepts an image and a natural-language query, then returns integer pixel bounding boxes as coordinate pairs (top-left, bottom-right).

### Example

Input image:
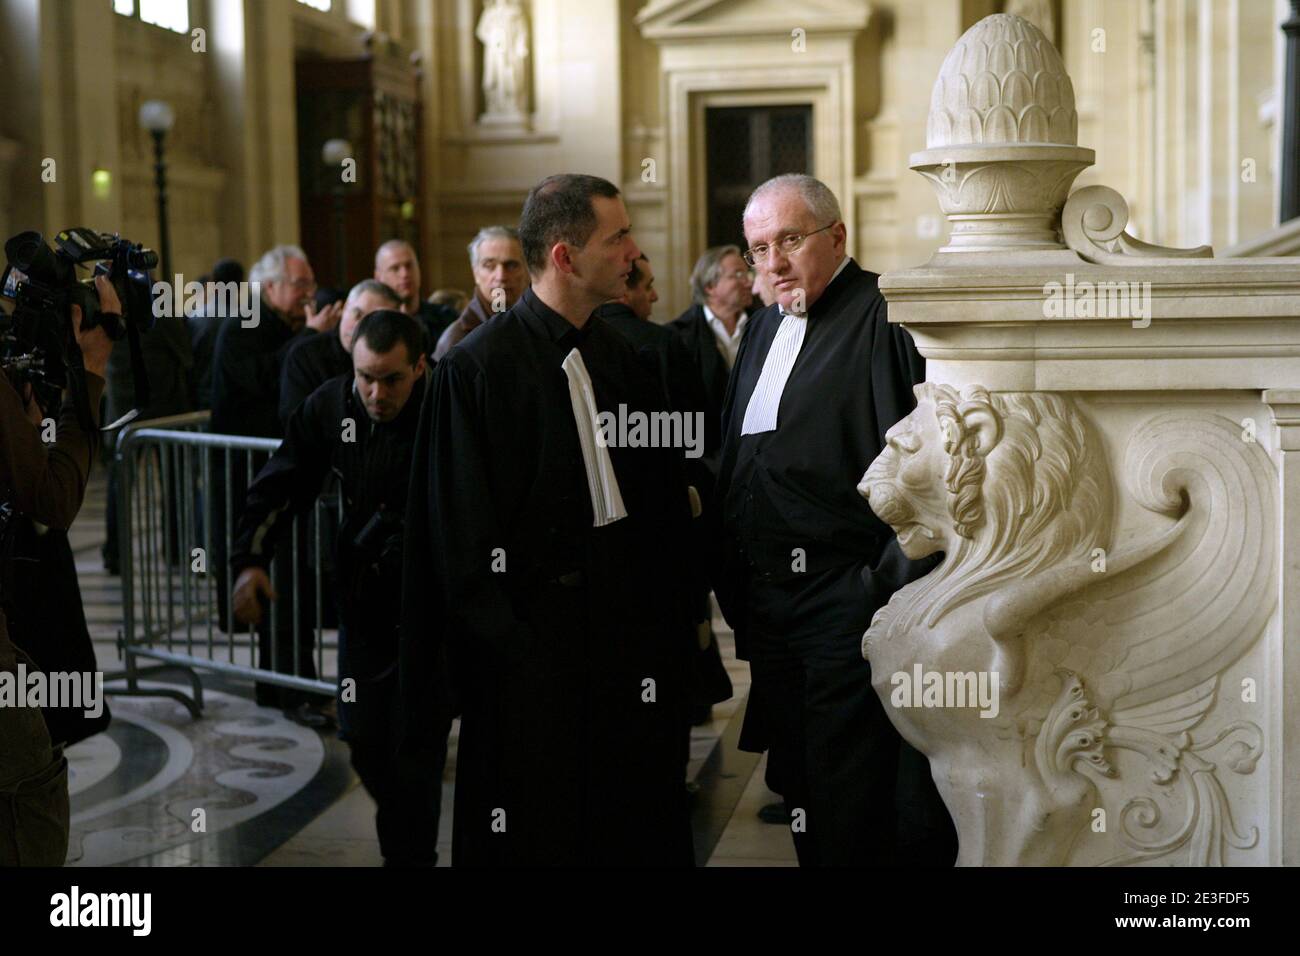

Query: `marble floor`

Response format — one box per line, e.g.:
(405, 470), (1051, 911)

(62, 465), (797, 867)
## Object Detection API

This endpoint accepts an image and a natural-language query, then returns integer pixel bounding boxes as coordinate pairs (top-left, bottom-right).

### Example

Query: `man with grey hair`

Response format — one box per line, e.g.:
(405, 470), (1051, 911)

(213, 244), (340, 439)
(374, 239), (458, 350)
(712, 173), (954, 866)
(279, 279), (402, 426)
(433, 225), (528, 360)
(210, 244), (340, 725)
(671, 245), (754, 469)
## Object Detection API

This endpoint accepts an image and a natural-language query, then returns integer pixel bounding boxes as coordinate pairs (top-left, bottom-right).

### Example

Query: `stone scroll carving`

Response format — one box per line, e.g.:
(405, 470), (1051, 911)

(858, 384), (1274, 865)
(1061, 185), (1214, 264)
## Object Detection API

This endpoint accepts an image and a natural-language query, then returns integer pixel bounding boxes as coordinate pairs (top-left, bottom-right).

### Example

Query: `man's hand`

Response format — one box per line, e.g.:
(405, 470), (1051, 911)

(304, 299), (343, 334)
(233, 566), (277, 625)
(71, 275), (118, 378)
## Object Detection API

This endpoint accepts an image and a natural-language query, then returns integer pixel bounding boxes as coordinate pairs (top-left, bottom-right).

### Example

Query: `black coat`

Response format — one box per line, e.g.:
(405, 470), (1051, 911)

(231, 372), (426, 677)
(187, 312), (221, 410)
(210, 302), (303, 439)
(669, 303), (735, 468)
(415, 300), (458, 357)
(106, 312), (194, 427)
(279, 328), (350, 428)
(400, 287), (695, 866)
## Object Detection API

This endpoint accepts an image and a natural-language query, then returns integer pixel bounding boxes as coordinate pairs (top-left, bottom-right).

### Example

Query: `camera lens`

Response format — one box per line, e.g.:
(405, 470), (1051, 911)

(129, 246), (160, 271)
(3, 232), (63, 285)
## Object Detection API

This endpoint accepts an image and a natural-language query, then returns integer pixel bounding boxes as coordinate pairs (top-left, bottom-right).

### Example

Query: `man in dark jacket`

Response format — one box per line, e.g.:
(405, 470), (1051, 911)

(670, 245), (755, 471)
(209, 245), (341, 723)
(374, 239), (457, 352)
(279, 279), (401, 427)
(432, 226), (529, 360)
(187, 257), (244, 412)
(230, 309), (441, 866)
(100, 278), (195, 575)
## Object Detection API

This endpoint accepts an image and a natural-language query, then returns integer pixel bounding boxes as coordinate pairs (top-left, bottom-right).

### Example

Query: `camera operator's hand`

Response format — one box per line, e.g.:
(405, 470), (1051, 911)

(304, 298), (343, 334)
(71, 275), (118, 379)
(233, 566), (277, 626)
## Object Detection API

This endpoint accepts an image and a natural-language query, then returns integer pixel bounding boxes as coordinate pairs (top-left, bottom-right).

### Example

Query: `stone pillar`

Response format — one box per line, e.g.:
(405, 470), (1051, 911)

(211, 0), (301, 263)
(861, 13), (1300, 866)
(1280, 0), (1300, 222)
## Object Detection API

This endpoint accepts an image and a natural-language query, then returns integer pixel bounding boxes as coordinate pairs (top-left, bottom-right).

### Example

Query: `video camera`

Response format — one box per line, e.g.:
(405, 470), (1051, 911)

(0, 227), (158, 429)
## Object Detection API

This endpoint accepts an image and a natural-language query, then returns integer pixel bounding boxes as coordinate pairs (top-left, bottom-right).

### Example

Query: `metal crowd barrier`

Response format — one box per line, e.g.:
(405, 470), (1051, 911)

(105, 411), (341, 718)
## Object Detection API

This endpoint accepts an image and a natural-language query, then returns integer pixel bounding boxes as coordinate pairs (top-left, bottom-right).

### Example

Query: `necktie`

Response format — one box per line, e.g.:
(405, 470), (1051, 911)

(740, 312), (807, 435)
(561, 348), (627, 527)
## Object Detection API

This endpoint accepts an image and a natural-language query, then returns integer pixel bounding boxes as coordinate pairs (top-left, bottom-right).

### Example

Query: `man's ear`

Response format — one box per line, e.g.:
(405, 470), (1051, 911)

(550, 241), (575, 277)
(413, 353), (428, 378)
(831, 221), (848, 254)
(958, 403), (1002, 457)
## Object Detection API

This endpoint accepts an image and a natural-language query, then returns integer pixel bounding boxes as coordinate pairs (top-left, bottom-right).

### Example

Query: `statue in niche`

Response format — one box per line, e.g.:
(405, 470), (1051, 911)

(477, 0), (530, 122)
(858, 382), (1272, 865)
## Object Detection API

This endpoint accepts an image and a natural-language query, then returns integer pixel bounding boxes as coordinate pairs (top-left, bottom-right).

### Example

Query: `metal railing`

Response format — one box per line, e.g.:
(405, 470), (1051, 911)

(107, 411), (341, 717)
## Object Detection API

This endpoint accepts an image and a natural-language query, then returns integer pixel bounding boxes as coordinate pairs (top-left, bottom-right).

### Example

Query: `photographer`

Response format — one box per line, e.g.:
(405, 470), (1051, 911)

(0, 276), (115, 867)
(228, 309), (442, 866)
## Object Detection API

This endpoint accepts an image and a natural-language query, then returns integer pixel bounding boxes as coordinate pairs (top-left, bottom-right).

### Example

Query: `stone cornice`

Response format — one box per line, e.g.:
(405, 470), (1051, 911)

(635, 0), (870, 41)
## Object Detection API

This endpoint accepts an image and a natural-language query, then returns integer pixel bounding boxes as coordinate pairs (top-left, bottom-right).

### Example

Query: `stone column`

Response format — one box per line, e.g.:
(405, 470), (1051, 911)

(861, 12), (1300, 866)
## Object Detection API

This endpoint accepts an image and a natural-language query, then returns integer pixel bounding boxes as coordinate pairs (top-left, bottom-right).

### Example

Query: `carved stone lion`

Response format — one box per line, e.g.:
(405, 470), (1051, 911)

(858, 383), (1274, 865)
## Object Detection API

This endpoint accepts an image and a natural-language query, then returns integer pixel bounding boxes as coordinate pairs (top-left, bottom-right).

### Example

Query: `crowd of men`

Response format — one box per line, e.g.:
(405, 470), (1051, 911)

(8, 170), (957, 868)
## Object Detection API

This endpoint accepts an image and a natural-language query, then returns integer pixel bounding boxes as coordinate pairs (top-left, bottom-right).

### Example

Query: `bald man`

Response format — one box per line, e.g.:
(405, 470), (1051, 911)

(374, 239), (458, 355)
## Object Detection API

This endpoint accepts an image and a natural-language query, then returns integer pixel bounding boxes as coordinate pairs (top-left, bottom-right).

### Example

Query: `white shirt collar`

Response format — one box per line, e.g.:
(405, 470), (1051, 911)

(703, 303), (748, 336)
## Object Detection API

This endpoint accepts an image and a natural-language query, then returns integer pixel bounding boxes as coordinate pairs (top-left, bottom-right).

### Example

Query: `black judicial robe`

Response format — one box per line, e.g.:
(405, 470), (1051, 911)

(399, 287), (696, 867)
(595, 302), (732, 709)
(713, 259), (936, 667)
(669, 303), (732, 470)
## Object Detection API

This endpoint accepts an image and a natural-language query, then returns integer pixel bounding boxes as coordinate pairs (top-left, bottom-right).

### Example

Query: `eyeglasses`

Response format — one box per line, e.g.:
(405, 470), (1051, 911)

(284, 278), (317, 291)
(743, 223), (837, 267)
(724, 269), (755, 282)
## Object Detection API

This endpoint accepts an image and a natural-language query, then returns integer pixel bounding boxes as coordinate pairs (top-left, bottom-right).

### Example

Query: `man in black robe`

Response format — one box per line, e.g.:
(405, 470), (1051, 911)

(595, 256), (732, 724)
(713, 173), (955, 867)
(400, 174), (696, 867)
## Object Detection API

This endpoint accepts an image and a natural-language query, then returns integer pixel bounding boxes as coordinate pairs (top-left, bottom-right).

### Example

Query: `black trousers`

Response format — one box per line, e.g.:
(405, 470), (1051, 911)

(746, 625), (956, 867)
(338, 635), (445, 866)
(252, 548), (324, 710)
